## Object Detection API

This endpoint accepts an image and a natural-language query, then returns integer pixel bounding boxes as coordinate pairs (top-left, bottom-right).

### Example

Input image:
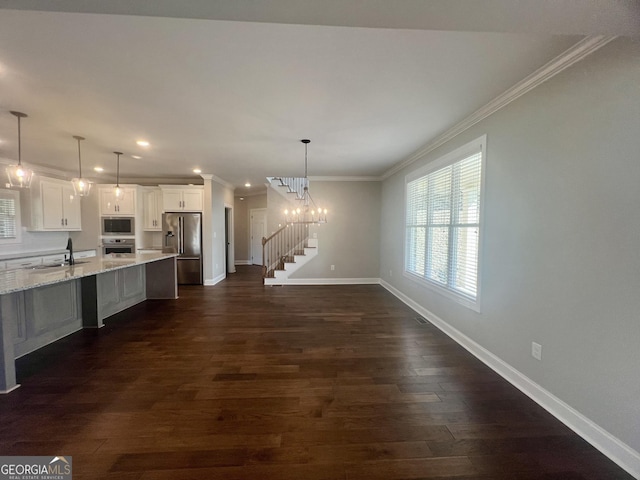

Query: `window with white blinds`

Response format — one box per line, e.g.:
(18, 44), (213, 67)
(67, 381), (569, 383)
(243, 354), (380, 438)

(405, 136), (485, 310)
(0, 189), (21, 244)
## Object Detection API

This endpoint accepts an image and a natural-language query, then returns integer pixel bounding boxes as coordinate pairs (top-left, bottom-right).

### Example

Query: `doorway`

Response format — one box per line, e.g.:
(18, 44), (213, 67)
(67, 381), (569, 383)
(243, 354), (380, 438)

(225, 206), (235, 274)
(250, 208), (267, 266)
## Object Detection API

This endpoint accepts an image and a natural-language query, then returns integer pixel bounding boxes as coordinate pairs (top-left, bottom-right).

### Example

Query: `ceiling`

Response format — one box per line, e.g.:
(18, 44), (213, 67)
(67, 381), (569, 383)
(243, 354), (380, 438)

(0, 1), (637, 193)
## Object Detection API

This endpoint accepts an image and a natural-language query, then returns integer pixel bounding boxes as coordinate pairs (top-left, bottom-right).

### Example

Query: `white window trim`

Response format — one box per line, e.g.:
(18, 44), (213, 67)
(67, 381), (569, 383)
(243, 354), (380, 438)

(0, 188), (22, 245)
(403, 135), (487, 313)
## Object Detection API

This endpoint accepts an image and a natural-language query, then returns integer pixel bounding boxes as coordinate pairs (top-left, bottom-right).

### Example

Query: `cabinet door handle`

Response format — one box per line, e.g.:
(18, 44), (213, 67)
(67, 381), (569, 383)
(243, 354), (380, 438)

(61, 218), (64, 226)
(65, 218), (68, 226)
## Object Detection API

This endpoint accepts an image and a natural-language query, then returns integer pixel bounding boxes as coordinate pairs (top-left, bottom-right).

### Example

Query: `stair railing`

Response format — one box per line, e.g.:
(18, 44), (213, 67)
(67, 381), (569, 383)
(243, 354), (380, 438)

(262, 223), (309, 278)
(273, 177), (306, 199)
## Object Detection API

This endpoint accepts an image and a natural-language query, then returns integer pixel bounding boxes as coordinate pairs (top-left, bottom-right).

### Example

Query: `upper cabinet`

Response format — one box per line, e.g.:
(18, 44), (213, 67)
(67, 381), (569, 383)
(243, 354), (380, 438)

(99, 186), (136, 216)
(160, 186), (203, 212)
(142, 187), (162, 231)
(22, 176), (82, 231)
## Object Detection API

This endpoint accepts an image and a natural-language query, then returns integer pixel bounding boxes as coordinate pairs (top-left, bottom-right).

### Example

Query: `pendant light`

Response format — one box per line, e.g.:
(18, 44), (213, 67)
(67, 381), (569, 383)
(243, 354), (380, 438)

(6, 111), (34, 189)
(70, 135), (92, 196)
(113, 151), (124, 199)
(283, 139), (327, 224)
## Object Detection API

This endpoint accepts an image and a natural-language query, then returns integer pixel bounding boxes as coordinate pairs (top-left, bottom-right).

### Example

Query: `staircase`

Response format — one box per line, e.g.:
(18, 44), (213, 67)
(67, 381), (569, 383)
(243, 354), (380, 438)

(267, 176), (306, 200)
(263, 233), (318, 285)
(262, 177), (318, 285)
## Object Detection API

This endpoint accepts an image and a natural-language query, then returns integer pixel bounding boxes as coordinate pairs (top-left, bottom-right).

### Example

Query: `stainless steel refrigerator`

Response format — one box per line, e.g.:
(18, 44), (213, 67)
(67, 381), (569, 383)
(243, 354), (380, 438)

(162, 212), (203, 285)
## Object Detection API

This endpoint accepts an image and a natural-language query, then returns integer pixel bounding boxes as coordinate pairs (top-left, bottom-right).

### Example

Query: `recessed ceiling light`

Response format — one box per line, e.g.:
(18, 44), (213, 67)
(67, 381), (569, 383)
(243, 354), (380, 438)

(94, 167), (104, 172)
(131, 155), (142, 159)
(193, 168), (202, 174)
(136, 140), (150, 147)
(239, 197), (245, 201)
(245, 183), (251, 187)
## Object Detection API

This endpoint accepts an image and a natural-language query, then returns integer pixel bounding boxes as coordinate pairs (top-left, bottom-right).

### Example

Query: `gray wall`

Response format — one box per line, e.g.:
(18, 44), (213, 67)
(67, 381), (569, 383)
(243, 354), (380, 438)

(380, 37), (640, 453)
(234, 194), (267, 263)
(266, 184), (292, 236)
(69, 188), (100, 251)
(288, 180), (381, 279)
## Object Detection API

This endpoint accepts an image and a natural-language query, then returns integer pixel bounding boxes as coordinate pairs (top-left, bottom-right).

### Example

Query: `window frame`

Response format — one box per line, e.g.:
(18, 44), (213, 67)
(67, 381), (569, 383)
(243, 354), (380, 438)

(403, 135), (486, 312)
(0, 188), (22, 245)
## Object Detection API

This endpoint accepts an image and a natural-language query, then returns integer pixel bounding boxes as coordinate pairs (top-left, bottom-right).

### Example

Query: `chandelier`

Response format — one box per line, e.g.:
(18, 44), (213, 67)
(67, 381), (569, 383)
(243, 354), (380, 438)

(6, 111), (34, 189)
(283, 139), (327, 224)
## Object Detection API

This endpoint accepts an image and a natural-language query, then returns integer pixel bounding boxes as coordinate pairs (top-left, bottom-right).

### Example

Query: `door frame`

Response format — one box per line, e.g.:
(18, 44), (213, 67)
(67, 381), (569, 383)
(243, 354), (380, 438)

(250, 208), (267, 266)
(225, 205), (236, 274)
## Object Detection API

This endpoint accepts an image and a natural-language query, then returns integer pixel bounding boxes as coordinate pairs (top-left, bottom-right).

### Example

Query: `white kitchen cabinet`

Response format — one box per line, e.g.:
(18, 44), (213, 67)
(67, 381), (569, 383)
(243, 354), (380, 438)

(99, 186), (136, 215)
(41, 180), (82, 230)
(142, 188), (163, 231)
(40, 253), (67, 265)
(160, 186), (203, 212)
(4, 257), (42, 270)
(22, 176), (82, 231)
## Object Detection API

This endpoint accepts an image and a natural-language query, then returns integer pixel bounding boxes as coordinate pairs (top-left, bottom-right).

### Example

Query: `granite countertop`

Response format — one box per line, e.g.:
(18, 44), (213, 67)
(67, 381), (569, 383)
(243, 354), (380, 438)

(0, 248), (97, 262)
(0, 252), (178, 295)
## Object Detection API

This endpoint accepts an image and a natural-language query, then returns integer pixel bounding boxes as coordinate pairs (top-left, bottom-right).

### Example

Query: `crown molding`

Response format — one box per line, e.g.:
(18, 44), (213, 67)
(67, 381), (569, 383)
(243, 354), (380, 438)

(382, 35), (617, 180)
(234, 189), (267, 198)
(199, 173), (237, 190)
(309, 175), (381, 182)
(0, 157), (76, 181)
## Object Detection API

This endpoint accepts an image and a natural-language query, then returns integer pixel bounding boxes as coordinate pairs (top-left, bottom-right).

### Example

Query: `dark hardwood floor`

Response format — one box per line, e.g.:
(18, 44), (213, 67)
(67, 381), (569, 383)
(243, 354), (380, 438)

(0, 266), (633, 479)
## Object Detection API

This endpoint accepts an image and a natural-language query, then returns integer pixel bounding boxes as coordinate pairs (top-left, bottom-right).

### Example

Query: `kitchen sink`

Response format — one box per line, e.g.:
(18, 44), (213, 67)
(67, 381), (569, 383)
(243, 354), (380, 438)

(27, 260), (91, 270)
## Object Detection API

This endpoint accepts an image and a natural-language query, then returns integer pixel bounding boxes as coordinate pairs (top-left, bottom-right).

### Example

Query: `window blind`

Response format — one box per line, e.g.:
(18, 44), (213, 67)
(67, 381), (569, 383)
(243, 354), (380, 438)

(0, 196), (18, 239)
(405, 147), (483, 301)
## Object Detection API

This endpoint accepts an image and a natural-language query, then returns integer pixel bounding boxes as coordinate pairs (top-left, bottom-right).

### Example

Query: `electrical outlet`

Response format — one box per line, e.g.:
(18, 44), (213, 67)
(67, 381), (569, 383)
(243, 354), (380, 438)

(531, 342), (542, 361)
(330, 265), (335, 271)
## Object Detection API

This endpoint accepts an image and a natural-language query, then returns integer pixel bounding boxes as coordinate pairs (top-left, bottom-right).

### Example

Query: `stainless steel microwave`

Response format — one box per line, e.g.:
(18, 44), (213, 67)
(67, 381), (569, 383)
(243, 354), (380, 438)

(101, 216), (135, 235)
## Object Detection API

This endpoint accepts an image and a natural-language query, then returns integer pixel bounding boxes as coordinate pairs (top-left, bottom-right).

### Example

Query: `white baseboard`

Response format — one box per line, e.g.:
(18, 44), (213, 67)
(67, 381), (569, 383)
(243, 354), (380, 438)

(235, 260), (251, 265)
(203, 273), (226, 286)
(0, 384), (20, 394)
(265, 277), (381, 286)
(380, 279), (640, 479)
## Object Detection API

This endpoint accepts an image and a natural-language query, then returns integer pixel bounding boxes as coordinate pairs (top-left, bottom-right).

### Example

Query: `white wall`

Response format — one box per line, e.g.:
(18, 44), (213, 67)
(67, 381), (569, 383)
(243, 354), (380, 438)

(380, 37), (640, 460)
(202, 177), (234, 284)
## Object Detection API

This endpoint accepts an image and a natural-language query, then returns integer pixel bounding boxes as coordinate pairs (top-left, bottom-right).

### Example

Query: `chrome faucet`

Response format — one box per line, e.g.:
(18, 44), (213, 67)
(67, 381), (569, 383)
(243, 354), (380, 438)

(66, 238), (74, 265)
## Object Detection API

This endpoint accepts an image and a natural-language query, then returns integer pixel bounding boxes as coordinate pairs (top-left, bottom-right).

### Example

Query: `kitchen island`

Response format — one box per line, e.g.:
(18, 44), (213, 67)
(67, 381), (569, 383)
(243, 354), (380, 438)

(0, 252), (178, 393)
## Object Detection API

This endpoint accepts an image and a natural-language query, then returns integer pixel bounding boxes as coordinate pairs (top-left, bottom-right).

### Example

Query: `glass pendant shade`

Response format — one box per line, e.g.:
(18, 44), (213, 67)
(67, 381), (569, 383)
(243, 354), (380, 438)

(113, 151), (124, 200)
(6, 111), (34, 189)
(71, 177), (92, 196)
(71, 135), (92, 197)
(7, 164), (34, 189)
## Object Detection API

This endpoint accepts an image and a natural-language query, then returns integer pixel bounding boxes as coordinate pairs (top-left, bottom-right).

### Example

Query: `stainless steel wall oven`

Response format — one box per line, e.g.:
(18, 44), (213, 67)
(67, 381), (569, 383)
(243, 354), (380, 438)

(101, 238), (135, 255)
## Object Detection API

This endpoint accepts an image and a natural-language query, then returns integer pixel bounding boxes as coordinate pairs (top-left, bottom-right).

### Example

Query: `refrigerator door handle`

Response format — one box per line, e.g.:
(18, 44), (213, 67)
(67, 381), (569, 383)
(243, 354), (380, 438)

(179, 216), (184, 254)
